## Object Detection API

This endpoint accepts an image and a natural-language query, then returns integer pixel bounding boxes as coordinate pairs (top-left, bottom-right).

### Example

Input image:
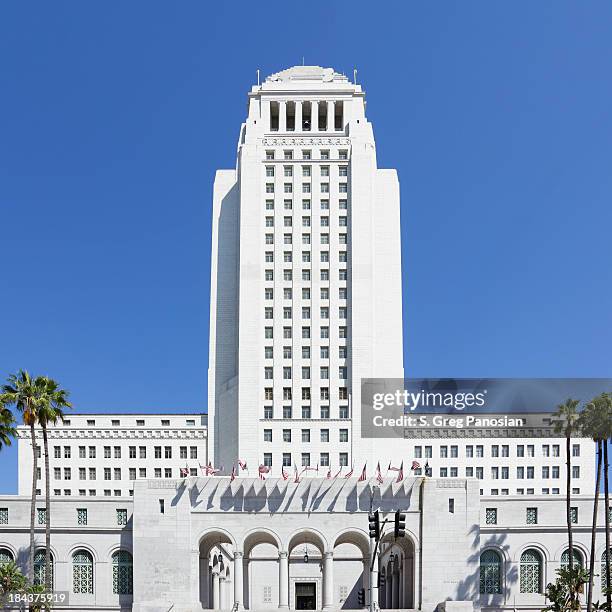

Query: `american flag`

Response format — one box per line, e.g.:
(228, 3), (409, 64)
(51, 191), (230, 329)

(238, 459), (248, 471)
(202, 462), (221, 476)
(258, 464), (270, 474)
(396, 461), (404, 483)
(326, 466), (332, 479)
(230, 465), (236, 482)
(358, 463), (368, 482)
(388, 462), (402, 472)
(375, 462), (384, 484)
(180, 466), (189, 478)
(411, 460), (421, 471)
(282, 467), (289, 481)
(344, 464), (354, 479)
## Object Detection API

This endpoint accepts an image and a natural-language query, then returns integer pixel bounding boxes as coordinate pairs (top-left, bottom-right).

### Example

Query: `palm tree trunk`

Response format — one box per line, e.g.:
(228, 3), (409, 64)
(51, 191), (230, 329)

(586, 440), (602, 612)
(42, 425), (51, 592)
(604, 441), (611, 610)
(567, 434), (574, 572)
(28, 422), (37, 582)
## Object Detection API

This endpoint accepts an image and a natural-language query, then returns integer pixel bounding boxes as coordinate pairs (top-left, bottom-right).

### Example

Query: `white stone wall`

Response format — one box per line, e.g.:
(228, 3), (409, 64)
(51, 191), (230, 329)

(16, 414), (207, 498)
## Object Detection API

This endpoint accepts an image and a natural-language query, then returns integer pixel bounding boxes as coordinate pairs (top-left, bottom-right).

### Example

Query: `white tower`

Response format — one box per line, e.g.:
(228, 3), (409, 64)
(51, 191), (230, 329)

(208, 66), (404, 474)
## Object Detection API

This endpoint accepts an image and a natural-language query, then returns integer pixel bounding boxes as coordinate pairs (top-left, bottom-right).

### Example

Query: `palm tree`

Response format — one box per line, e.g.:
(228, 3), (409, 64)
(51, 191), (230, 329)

(1, 371), (45, 581)
(578, 394), (608, 611)
(552, 398), (582, 574)
(0, 397), (16, 450)
(36, 377), (71, 591)
(600, 393), (612, 612)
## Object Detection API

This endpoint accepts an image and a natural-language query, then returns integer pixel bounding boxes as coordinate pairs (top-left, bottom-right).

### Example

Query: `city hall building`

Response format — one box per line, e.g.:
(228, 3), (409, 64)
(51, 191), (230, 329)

(0, 66), (610, 612)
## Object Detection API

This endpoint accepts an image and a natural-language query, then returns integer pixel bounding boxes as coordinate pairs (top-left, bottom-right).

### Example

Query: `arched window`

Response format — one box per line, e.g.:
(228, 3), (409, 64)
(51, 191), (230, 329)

(0, 548), (14, 565)
(33, 550), (53, 587)
(112, 550), (133, 595)
(561, 548), (583, 568)
(72, 550), (94, 594)
(602, 549), (611, 593)
(520, 549), (543, 593)
(480, 550), (502, 594)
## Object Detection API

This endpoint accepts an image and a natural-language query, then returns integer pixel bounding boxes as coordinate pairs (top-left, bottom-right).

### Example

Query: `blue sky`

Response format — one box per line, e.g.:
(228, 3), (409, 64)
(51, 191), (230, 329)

(1, 2), (611, 493)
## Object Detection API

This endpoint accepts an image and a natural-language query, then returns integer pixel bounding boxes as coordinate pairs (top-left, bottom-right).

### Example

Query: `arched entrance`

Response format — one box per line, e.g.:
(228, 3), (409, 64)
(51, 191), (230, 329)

(199, 529), (236, 610)
(287, 530), (328, 610)
(377, 532), (415, 609)
(333, 530), (370, 609)
(243, 529), (282, 609)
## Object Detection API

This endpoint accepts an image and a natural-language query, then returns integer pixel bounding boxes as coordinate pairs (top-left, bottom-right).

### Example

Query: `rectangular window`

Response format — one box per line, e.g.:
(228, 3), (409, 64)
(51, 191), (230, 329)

(320, 429), (329, 443)
(117, 509), (128, 526)
(339, 452), (348, 466)
(526, 507), (538, 524)
(114, 446), (121, 459)
(485, 508), (497, 525)
(0, 508), (8, 525)
(570, 507), (578, 524)
(37, 508), (47, 525)
(77, 508), (88, 525)
(263, 453), (272, 467)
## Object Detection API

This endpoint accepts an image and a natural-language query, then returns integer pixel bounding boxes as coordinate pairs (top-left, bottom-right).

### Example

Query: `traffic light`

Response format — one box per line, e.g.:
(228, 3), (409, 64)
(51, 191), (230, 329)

(394, 510), (406, 538)
(368, 510), (380, 540)
(357, 588), (365, 606)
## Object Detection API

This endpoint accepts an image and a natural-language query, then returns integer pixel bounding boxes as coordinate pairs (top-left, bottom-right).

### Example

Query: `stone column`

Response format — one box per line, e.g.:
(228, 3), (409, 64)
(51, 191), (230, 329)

(385, 568), (392, 608)
(279, 101), (287, 133)
(327, 100), (334, 132)
(219, 573), (226, 610)
(212, 569), (220, 609)
(323, 551), (334, 609)
(278, 551), (289, 609)
(296, 101), (302, 133)
(233, 552), (243, 609)
(311, 101), (318, 132)
(392, 567), (400, 608)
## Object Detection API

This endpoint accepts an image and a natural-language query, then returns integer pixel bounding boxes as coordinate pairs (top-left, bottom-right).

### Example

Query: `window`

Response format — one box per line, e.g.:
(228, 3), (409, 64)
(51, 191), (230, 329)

(136, 419), (145, 426)
(520, 549), (542, 593)
(263, 585), (272, 603)
(164, 468), (172, 478)
(34, 550), (54, 587)
(79, 445), (86, 458)
(129, 446), (136, 459)
(114, 446), (121, 459)
(320, 453), (330, 467)
(112, 551), (133, 595)
(37, 508), (46, 525)
(282, 406), (292, 419)
(0, 508), (7, 525)
(264, 406), (273, 419)
(526, 507), (538, 524)
(114, 468), (121, 480)
(572, 466), (580, 479)
(0, 547), (14, 565)
(572, 444), (580, 457)
(77, 508), (88, 525)
(480, 550), (502, 594)
(282, 429), (291, 443)
(602, 549), (612, 592)
(64, 446), (71, 459)
(72, 550), (94, 594)
(339, 429), (348, 443)
(301, 453), (310, 467)
(570, 507), (578, 524)
(485, 508), (497, 525)
(320, 429), (329, 443)
(561, 548), (583, 568)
